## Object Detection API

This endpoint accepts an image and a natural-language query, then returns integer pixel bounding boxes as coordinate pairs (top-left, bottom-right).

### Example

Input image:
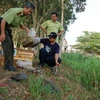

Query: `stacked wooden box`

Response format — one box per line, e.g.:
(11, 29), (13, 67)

(0, 48), (34, 67)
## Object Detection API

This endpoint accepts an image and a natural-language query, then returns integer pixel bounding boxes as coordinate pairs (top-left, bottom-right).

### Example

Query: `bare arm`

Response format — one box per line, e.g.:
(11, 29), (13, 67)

(0, 19), (6, 42)
(39, 25), (48, 34)
(20, 25), (29, 33)
(57, 30), (64, 36)
(55, 53), (60, 67)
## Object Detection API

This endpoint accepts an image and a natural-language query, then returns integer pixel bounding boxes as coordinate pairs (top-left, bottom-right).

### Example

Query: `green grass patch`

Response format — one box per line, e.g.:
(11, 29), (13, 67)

(0, 87), (8, 94)
(62, 52), (100, 90)
(28, 75), (62, 100)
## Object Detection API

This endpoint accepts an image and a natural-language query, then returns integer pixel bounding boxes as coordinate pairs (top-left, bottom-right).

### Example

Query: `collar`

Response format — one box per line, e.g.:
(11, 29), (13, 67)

(51, 20), (57, 23)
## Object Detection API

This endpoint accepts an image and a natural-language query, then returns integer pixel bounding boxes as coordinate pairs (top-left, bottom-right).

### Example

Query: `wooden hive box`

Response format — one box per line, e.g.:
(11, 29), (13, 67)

(0, 48), (34, 67)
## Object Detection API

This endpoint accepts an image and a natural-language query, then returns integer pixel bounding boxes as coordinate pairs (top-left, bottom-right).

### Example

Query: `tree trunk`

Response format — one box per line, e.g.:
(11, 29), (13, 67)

(59, 0), (64, 57)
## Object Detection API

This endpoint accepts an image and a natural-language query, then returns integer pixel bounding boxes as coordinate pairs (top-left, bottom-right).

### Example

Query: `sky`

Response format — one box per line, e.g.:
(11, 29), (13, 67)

(65, 0), (100, 45)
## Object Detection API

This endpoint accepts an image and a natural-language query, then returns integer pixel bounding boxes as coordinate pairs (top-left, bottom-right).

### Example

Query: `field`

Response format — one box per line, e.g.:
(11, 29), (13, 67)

(0, 52), (100, 100)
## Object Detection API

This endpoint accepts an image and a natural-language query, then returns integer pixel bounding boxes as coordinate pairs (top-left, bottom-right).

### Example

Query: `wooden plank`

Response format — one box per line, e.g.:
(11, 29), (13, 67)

(17, 49), (34, 53)
(15, 54), (33, 57)
(14, 56), (33, 61)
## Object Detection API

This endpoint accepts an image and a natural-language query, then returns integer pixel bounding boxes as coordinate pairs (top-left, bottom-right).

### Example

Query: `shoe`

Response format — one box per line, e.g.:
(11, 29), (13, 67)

(4, 65), (17, 71)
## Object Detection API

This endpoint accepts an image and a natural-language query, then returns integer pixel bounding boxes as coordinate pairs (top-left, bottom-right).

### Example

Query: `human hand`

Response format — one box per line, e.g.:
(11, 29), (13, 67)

(57, 33), (61, 36)
(25, 27), (30, 33)
(55, 61), (60, 67)
(0, 37), (2, 42)
(0, 33), (5, 42)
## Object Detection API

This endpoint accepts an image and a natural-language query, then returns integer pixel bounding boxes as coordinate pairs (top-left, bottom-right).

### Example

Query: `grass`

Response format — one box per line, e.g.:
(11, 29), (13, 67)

(0, 87), (8, 94)
(62, 52), (100, 99)
(26, 52), (100, 100)
(28, 75), (61, 100)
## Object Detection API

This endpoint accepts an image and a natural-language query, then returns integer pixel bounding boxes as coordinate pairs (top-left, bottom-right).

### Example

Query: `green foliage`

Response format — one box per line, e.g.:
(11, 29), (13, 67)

(71, 0), (86, 12)
(0, 0), (86, 47)
(68, 95), (74, 100)
(62, 52), (100, 90)
(74, 31), (100, 53)
(0, 0), (86, 30)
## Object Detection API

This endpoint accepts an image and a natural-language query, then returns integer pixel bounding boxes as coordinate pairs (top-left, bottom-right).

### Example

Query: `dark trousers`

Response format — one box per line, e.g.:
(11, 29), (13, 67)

(2, 28), (14, 66)
(39, 48), (61, 67)
(0, 17), (14, 66)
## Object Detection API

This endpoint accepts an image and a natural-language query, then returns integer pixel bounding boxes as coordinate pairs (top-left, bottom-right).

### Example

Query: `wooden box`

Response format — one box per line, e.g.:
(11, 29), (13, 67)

(0, 49), (34, 67)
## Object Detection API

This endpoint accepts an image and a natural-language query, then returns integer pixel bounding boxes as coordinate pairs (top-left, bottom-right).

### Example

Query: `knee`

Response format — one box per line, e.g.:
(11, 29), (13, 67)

(58, 58), (62, 63)
(39, 48), (46, 54)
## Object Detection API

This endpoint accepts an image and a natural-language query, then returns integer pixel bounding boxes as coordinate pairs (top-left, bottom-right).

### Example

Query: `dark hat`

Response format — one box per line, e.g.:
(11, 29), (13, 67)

(48, 32), (57, 39)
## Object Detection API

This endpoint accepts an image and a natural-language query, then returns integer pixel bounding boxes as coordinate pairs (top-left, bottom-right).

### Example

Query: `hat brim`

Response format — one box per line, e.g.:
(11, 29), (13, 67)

(48, 35), (52, 38)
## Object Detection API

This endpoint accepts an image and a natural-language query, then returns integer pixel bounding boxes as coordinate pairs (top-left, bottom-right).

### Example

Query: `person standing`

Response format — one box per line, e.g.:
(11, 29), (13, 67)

(40, 12), (64, 42)
(0, 2), (35, 71)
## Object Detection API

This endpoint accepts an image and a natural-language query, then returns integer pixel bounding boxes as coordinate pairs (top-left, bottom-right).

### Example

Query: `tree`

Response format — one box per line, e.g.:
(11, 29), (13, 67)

(73, 31), (100, 53)
(0, 0), (87, 31)
(71, 0), (86, 12)
(0, 0), (87, 48)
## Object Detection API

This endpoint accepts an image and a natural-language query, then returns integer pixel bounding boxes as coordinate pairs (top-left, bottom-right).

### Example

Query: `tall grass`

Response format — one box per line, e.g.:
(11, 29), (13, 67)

(62, 52), (100, 90)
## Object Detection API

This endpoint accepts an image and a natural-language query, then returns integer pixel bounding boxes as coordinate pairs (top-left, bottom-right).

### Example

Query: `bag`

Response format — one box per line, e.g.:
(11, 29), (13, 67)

(28, 28), (36, 38)
(29, 37), (40, 47)
(22, 37), (33, 47)
(16, 60), (32, 68)
(23, 37), (40, 48)
(22, 28), (36, 47)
